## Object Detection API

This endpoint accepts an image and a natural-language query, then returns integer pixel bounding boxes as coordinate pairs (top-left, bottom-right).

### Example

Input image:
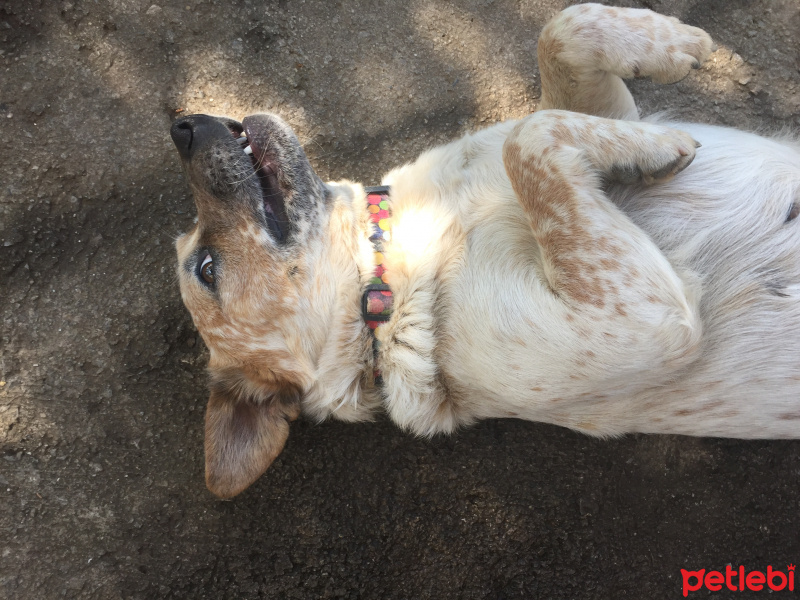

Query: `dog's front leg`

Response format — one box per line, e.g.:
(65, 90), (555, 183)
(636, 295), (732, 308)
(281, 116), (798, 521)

(537, 4), (714, 119)
(503, 110), (703, 392)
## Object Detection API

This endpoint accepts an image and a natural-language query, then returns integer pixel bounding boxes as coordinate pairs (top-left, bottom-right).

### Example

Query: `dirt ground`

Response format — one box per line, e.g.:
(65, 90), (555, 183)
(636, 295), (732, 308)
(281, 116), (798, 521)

(1, 0), (799, 598)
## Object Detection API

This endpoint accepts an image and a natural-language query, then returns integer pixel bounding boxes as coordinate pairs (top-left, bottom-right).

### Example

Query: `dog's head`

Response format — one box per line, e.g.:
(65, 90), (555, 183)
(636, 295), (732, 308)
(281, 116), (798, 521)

(171, 113), (336, 498)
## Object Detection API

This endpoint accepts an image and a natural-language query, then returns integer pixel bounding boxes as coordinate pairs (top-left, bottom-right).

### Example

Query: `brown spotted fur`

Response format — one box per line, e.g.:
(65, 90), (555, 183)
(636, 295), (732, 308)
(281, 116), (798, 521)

(173, 4), (800, 498)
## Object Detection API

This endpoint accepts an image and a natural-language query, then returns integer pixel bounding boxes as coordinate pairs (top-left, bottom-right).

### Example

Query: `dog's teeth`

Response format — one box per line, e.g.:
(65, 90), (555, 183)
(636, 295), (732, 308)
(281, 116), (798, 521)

(244, 145), (253, 155)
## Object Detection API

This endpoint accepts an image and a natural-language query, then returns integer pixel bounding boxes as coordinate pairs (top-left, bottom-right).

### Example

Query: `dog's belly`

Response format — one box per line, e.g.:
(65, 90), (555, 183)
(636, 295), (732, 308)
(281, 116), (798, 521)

(440, 123), (800, 437)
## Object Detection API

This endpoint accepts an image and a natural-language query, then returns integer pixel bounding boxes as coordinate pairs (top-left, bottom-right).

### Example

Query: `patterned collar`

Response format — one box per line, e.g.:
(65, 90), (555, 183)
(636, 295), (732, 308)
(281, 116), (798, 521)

(361, 186), (392, 384)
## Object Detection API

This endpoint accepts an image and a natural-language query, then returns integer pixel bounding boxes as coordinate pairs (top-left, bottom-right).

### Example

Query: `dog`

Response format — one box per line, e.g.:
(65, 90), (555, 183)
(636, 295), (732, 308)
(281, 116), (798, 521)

(170, 4), (800, 498)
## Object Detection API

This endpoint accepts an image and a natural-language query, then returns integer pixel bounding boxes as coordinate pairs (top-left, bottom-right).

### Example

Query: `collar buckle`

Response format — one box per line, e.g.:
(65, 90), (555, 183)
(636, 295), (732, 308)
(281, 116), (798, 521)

(362, 284), (393, 328)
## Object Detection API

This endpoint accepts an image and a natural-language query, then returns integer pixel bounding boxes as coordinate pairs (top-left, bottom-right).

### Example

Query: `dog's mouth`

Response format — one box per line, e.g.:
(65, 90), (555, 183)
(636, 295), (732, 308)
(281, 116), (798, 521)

(171, 112), (321, 246)
(235, 116), (290, 244)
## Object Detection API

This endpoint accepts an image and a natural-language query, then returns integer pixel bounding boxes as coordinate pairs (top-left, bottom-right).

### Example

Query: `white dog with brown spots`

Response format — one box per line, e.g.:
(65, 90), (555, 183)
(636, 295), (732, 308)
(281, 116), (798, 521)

(170, 4), (800, 498)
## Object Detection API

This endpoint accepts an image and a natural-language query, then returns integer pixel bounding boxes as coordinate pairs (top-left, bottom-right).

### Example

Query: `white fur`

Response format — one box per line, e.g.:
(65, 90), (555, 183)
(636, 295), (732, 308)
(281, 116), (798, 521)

(177, 5), (800, 498)
(304, 6), (800, 440)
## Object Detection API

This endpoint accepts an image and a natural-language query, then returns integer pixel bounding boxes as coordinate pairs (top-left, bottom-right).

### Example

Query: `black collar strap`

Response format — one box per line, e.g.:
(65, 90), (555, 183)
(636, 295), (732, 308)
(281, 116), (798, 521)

(362, 186), (392, 384)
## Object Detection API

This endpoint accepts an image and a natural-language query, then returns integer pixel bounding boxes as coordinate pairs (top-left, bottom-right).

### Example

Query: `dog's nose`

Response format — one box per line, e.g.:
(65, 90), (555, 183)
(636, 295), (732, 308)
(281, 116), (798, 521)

(170, 114), (237, 161)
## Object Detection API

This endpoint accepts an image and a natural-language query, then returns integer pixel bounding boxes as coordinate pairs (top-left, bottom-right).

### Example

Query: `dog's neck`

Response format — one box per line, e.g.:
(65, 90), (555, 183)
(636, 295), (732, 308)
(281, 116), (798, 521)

(305, 176), (461, 434)
(298, 181), (388, 423)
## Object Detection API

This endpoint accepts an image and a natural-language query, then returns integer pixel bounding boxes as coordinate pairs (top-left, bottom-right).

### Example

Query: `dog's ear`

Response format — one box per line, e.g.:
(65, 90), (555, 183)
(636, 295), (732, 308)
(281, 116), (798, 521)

(204, 370), (301, 499)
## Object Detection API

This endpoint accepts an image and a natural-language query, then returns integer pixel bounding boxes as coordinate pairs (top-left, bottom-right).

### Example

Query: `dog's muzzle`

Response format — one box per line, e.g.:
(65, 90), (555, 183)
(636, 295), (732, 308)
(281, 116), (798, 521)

(170, 114), (243, 161)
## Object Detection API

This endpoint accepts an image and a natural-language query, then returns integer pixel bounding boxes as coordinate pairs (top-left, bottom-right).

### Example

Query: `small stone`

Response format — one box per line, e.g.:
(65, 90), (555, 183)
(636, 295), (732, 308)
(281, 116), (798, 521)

(29, 101), (46, 116)
(146, 5), (163, 16)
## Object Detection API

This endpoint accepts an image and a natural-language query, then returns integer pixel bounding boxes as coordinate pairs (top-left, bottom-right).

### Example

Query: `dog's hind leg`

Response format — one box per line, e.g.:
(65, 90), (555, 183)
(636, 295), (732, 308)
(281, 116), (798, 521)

(502, 110), (703, 392)
(537, 4), (714, 120)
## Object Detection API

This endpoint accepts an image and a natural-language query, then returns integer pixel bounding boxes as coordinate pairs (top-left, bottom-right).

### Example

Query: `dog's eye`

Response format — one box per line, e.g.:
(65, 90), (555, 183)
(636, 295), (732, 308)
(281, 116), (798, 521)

(199, 253), (215, 285)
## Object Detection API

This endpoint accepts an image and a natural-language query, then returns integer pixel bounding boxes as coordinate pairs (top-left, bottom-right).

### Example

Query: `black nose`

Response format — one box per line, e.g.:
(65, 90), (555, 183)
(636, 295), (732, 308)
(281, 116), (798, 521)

(170, 114), (242, 161)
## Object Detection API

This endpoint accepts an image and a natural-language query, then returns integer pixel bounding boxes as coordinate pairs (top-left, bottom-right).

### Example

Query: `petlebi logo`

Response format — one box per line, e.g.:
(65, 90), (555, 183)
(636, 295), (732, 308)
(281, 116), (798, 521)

(681, 564), (795, 596)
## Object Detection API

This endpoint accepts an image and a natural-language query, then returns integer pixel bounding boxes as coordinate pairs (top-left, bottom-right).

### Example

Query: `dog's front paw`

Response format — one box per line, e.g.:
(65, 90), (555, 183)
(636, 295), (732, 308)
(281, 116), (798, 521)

(609, 127), (699, 185)
(632, 18), (716, 84)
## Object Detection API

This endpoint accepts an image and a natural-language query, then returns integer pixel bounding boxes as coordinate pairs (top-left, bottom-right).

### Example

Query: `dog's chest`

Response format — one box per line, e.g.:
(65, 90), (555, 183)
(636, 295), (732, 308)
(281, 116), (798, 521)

(379, 119), (800, 434)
